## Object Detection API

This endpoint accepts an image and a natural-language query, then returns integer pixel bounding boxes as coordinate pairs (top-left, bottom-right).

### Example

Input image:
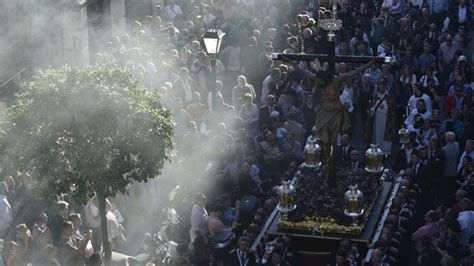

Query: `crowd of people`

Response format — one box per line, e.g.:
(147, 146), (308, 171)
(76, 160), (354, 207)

(0, 0), (473, 265)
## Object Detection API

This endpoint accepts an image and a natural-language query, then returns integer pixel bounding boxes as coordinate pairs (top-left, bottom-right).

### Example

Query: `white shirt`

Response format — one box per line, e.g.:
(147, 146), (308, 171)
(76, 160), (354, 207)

(261, 75), (273, 104)
(405, 148), (413, 164)
(106, 211), (120, 242)
(408, 94), (433, 114)
(458, 5), (467, 23)
(339, 90), (354, 112)
(457, 150), (474, 172)
(84, 201), (100, 228)
(0, 195), (12, 233)
(457, 211), (474, 248)
(163, 4), (182, 19)
(190, 205), (208, 242)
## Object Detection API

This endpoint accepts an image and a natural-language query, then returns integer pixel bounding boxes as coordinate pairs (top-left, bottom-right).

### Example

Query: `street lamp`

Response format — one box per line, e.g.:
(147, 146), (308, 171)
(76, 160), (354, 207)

(202, 29), (225, 56)
(202, 28), (225, 109)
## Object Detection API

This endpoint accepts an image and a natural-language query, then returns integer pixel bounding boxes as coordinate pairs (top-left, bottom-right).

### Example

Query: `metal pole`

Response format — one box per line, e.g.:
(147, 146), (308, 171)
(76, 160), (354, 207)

(210, 56), (217, 109)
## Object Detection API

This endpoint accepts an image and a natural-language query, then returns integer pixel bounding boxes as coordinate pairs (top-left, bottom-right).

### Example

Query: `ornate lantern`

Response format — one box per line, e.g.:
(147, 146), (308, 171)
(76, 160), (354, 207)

(344, 185), (364, 224)
(398, 125), (408, 144)
(303, 138), (321, 168)
(277, 180), (297, 221)
(365, 144), (384, 173)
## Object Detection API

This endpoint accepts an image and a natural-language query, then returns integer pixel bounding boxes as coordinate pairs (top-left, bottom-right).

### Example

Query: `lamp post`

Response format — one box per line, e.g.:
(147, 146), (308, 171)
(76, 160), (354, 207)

(201, 28), (225, 109)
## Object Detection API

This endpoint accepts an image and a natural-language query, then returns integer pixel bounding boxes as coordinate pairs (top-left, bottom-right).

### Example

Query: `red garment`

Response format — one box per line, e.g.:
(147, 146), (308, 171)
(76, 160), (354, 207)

(444, 94), (470, 117)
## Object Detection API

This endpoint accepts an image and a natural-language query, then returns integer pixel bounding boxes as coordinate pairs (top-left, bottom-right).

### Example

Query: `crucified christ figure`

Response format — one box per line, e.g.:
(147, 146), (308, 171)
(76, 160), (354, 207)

(288, 58), (375, 182)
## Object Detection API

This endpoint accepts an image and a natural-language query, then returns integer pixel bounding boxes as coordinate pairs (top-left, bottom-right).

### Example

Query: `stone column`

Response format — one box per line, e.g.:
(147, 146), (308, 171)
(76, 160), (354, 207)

(110, 0), (127, 36)
(62, 4), (90, 66)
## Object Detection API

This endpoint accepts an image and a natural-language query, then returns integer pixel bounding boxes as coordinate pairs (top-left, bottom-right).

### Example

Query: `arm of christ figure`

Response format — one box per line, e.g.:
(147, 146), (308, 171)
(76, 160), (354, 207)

(284, 59), (324, 83)
(337, 59), (375, 83)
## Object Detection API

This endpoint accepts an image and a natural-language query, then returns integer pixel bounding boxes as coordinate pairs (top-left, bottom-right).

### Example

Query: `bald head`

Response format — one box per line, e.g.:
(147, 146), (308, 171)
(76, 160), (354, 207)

(445, 131), (456, 143)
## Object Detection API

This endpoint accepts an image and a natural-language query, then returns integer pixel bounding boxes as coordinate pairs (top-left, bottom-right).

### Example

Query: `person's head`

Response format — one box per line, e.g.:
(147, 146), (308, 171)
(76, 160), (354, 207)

(446, 34), (454, 46)
(69, 213), (82, 229)
(350, 150), (360, 162)
(416, 99), (426, 112)
(445, 131), (456, 143)
(404, 1), (412, 11)
(179, 67), (189, 79)
(460, 198), (472, 212)
(371, 248), (385, 264)
(56, 201), (69, 216)
(237, 236), (250, 253)
(237, 75), (247, 88)
(0, 181), (8, 196)
(424, 210), (439, 223)
(423, 44), (431, 55)
(194, 193), (206, 207)
(243, 93), (253, 104)
(412, 82), (422, 95)
(377, 78), (387, 93)
(286, 132), (295, 143)
(411, 150), (421, 165)
(192, 91), (201, 103)
(36, 212), (48, 225)
(465, 139), (474, 152)
(264, 130), (275, 143)
(428, 136), (438, 150)
(265, 95), (276, 107)
(240, 160), (250, 173)
(341, 134), (350, 146)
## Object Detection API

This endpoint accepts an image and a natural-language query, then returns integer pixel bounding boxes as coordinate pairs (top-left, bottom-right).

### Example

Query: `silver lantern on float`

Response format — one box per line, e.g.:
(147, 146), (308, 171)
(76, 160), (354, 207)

(398, 125), (408, 144)
(365, 144), (384, 173)
(303, 138), (321, 168)
(277, 180), (297, 221)
(344, 185), (364, 225)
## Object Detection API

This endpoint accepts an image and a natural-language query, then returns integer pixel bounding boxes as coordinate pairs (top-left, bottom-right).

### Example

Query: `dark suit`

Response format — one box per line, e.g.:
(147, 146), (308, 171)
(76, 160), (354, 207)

(412, 163), (430, 190)
(412, 162), (432, 214)
(428, 149), (447, 205)
(226, 249), (256, 266)
(335, 144), (354, 166)
(349, 160), (366, 171)
(258, 105), (282, 130)
(394, 148), (416, 173)
(450, 5), (472, 30)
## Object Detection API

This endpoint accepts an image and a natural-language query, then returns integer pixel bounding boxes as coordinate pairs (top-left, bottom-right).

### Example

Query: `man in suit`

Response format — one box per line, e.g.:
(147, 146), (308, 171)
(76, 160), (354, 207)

(394, 140), (417, 173)
(411, 150), (432, 213)
(258, 95), (282, 130)
(411, 150), (430, 191)
(427, 137), (447, 205)
(226, 236), (257, 266)
(335, 134), (354, 166)
(349, 150), (366, 170)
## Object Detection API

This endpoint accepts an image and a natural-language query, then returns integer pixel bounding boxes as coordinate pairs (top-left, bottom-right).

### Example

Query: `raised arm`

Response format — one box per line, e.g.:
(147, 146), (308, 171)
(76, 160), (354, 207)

(284, 59), (324, 83)
(338, 59), (375, 82)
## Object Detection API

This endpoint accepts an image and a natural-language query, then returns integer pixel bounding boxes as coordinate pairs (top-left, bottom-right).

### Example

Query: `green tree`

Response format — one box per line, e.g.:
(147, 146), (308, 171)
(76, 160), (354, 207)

(0, 65), (174, 264)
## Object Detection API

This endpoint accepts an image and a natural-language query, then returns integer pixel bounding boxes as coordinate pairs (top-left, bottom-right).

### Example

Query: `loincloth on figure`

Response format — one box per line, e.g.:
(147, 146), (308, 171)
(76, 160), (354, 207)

(314, 105), (351, 144)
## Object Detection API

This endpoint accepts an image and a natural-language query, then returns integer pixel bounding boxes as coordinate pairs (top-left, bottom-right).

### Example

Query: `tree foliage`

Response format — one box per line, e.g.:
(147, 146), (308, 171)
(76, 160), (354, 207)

(0, 65), (174, 203)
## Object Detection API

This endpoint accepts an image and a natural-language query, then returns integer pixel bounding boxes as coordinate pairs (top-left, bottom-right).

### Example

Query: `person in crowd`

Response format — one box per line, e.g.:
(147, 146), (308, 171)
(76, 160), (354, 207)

(226, 236), (257, 266)
(0, 181), (12, 238)
(190, 193), (208, 243)
(49, 201), (69, 246)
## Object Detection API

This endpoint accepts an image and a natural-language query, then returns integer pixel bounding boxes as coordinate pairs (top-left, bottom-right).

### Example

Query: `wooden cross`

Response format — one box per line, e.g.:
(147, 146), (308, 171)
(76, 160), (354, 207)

(272, 50), (394, 73)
